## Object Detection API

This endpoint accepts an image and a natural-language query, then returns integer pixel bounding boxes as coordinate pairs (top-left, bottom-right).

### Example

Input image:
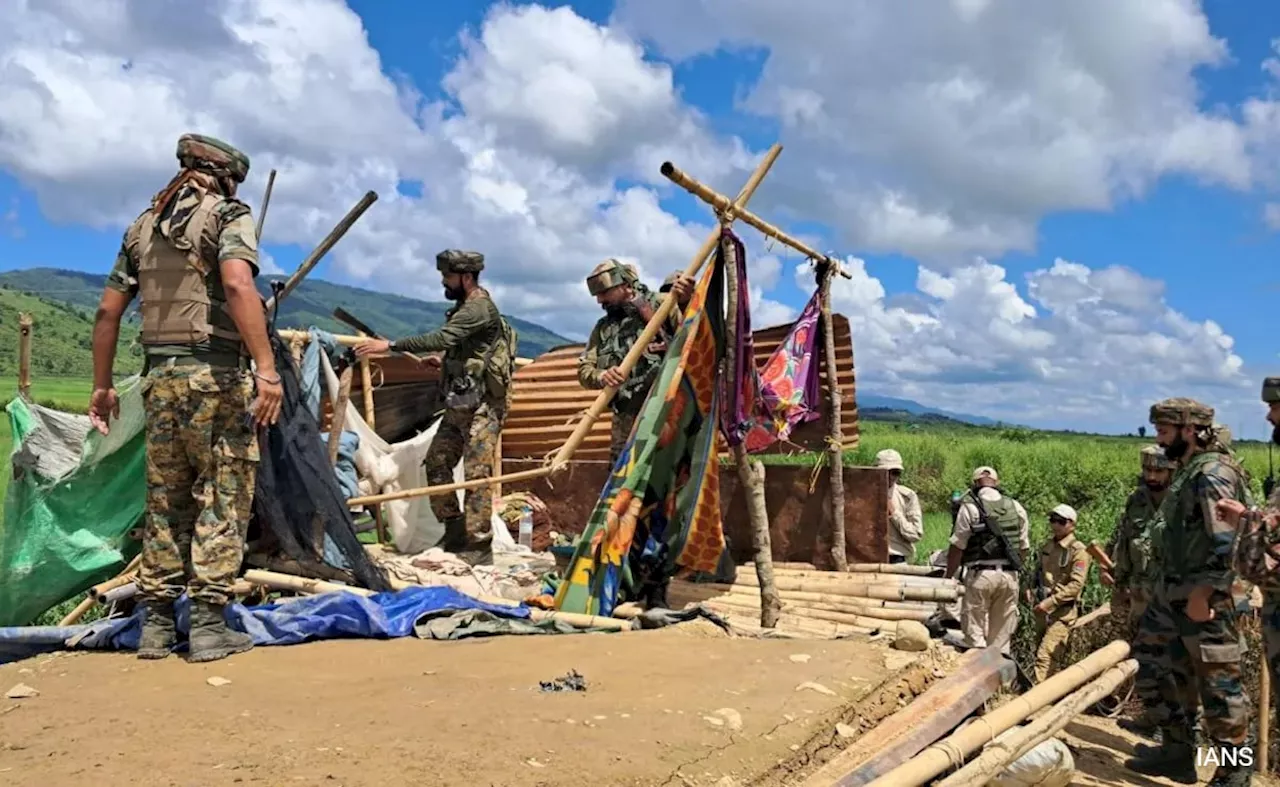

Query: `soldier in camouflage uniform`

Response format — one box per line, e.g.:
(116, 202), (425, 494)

(1126, 398), (1254, 787)
(355, 250), (516, 561)
(577, 259), (693, 464)
(90, 133), (283, 663)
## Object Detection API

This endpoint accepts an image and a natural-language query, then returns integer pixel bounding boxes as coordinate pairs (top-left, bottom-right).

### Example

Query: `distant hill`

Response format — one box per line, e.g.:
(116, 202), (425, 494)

(0, 287), (141, 378)
(0, 267), (572, 359)
(858, 393), (1008, 427)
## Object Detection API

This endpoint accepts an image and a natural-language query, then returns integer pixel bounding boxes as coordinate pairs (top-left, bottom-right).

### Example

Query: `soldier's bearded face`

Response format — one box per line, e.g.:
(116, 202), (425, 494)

(1268, 403), (1280, 445)
(596, 285), (631, 317)
(1155, 423), (1190, 460)
(442, 273), (465, 301)
(1142, 468), (1171, 492)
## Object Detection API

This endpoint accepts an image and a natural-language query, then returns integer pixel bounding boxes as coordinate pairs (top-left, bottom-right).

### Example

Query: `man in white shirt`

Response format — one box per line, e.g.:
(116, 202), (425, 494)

(875, 449), (923, 563)
(945, 466), (1030, 655)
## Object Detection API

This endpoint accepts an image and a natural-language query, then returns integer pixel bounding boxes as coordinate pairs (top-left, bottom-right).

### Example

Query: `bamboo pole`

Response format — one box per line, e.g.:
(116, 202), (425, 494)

(58, 596), (97, 627)
(723, 228), (781, 629)
(17, 312), (32, 400)
(328, 363), (354, 466)
(933, 659), (1139, 787)
(244, 569), (632, 632)
(677, 580), (936, 611)
(819, 264), (847, 570)
(848, 563), (942, 576)
(660, 161), (852, 280)
(727, 575), (959, 602)
(864, 640), (1132, 787)
(99, 582), (139, 605)
(89, 554), (143, 599)
(803, 647), (1008, 787)
(254, 168), (277, 240)
(1087, 542), (1114, 572)
(669, 586), (930, 622)
(1070, 602), (1111, 629)
(264, 190), (379, 312)
(735, 566), (956, 587)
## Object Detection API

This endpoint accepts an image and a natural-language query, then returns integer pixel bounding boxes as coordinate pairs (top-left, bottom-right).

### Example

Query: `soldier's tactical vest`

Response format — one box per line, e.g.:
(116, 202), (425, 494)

(442, 294), (512, 405)
(1159, 450), (1249, 582)
(135, 192), (243, 351)
(1120, 489), (1162, 588)
(960, 489), (1022, 566)
(593, 284), (665, 414)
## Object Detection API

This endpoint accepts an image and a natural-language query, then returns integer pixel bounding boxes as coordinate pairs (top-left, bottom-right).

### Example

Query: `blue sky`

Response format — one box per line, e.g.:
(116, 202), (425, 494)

(2, 0), (1279, 437)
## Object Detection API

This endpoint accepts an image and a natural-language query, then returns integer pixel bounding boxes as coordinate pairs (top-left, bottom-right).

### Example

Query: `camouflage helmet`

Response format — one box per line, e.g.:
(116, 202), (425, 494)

(436, 249), (484, 274)
(659, 271), (682, 293)
(1140, 444), (1175, 471)
(1262, 376), (1280, 403)
(586, 258), (636, 296)
(1213, 423), (1233, 450)
(1148, 397), (1214, 428)
(176, 133), (249, 183)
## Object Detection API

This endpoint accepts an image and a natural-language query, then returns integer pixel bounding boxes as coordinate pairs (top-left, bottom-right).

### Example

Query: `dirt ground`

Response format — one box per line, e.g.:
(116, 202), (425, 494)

(0, 622), (904, 787)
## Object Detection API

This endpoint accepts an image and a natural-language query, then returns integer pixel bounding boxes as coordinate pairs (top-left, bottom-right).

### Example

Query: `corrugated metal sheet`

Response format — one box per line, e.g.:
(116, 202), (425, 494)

(502, 313), (858, 462)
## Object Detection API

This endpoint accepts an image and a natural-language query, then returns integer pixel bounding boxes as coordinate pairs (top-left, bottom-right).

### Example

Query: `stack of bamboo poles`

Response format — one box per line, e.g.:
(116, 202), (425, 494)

(668, 562), (959, 639)
(836, 641), (1136, 787)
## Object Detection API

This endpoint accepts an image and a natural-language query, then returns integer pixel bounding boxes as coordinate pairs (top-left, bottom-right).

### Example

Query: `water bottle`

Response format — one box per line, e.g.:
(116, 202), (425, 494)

(518, 506), (534, 549)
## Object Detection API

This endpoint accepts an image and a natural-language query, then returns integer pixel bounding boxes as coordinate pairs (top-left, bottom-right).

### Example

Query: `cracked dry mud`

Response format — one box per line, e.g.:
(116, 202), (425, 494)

(0, 620), (898, 787)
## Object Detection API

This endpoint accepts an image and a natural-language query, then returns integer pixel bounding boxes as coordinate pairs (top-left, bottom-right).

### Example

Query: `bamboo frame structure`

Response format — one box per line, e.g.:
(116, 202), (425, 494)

(659, 160), (857, 569)
(264, 190), (379, 312)
(344, 142), (784, 508)
(254, 168), (276, 240)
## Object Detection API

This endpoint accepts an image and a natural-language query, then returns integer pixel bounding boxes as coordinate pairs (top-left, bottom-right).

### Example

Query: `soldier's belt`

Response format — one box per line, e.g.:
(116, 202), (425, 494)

(145, 353), (249, 372)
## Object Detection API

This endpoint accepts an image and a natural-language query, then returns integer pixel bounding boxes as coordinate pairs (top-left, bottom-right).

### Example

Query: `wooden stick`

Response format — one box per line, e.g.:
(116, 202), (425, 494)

(863, 641), (1132, 787)
(244, 569), (371, 597)
(679, 580), (937, 610)
(254, 168), (276, 240)
(710, 576), (958, 602)
(328, 364), (354, 467)
(17, 313), (32, 400)
(660, 161), (852, 279)
(933, 659), (1139, 787)
(670, 586), (930, 622)
(58, 596), (97, 626)
(848, 563), (942, 576)
(1087, 541), (1115, 571)
(819, 264), (847, 570)
(264, 190), (378, 312)
(1071, 602), (1111, 630)
(723, 226), (781, 629)
(347, 466), (553, 507)
(545, 144), (783, 474)
(736, 566), (955, 586)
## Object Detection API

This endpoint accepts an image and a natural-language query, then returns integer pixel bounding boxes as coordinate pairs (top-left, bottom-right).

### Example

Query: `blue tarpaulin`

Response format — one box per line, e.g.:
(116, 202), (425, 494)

(0, 586), (533, 664)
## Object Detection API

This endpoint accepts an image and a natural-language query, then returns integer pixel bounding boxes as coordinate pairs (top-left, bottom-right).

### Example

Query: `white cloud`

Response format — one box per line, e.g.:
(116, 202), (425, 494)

(612, 0), (1255, 265)
(1265, 202), (1280, 231)
(0, 0), (748, 339)
(819, 255), (1251, 433)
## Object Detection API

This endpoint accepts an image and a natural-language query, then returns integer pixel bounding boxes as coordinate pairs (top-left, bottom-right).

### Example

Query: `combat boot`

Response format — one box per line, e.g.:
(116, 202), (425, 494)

(136, 599), (177, 660)
(1205, 730), (1258, 787)
(1118, 712), (1161, 739)
(1125, 731), (1197, 784)
(187, 600), (253, 663)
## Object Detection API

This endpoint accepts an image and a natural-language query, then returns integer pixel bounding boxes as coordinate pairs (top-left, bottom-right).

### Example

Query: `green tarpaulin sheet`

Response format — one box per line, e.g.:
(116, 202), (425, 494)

(0, 376), (145, 626)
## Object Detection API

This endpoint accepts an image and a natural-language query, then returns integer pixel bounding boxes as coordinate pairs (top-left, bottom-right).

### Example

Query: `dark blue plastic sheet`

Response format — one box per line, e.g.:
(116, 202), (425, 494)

(0, 586), (530, 664)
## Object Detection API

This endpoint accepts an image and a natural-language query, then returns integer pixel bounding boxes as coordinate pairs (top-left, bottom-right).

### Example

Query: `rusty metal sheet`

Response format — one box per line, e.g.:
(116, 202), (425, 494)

(500, 459), (892, 565)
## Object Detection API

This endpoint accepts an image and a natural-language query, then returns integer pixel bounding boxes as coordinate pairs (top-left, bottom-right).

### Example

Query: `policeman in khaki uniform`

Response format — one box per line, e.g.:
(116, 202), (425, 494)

(1030, 504), (1089, 683)
(945, 466), (1030, 655)
(90, 133), (283, 663)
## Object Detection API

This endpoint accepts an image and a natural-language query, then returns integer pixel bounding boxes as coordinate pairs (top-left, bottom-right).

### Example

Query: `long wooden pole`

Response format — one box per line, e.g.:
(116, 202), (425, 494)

(17, 312), (32, 400)
(819, 264), (848, 570)
(934, 659), (1139, 787)
(347, 144), (785, 507)
(264, 190), (378, 312)
(1262, 647), (1272, 773)
(254, 168), (277, 240)
(722, 228), (781, 628)
(864, 640), (1132, 787)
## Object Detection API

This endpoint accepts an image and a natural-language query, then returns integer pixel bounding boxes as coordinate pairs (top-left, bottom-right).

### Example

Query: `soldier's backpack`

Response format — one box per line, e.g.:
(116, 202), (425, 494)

(484, 315), (519, 399)
(1234, 502), (1280, 591)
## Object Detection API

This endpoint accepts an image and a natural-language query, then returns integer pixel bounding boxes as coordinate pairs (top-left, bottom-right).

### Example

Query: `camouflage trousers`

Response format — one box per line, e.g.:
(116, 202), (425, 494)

(1133, 588), (1247, 745)
(138, 362), (259, 607)
(609, 410), (638, 466)
(1034, 605), (1077, 683)
(425, 394), (508, 541)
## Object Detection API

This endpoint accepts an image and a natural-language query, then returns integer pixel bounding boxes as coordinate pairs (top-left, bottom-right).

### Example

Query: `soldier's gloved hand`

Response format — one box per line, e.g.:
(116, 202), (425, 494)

(601, 366), (627, 388)
(89, 387), (119, 436)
